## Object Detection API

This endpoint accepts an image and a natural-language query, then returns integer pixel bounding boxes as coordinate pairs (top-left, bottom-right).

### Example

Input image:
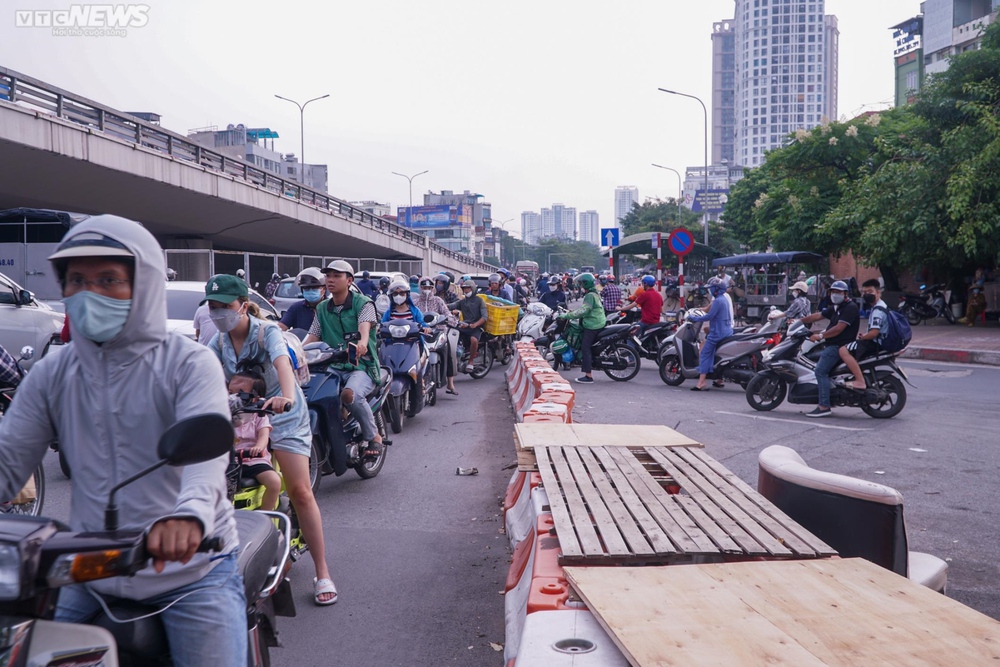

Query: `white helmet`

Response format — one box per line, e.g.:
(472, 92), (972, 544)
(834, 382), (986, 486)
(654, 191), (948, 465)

(297, 267), (324, 288)
(387, 279), (410, 294)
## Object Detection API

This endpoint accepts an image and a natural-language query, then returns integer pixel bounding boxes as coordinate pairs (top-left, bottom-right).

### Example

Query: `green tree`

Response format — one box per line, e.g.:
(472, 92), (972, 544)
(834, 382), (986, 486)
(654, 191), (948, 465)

(521, 238), (604, 274)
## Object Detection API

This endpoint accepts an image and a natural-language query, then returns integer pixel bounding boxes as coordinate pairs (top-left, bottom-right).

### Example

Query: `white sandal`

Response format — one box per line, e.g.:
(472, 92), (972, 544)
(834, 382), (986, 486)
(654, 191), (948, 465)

(313, 577), (338, 606)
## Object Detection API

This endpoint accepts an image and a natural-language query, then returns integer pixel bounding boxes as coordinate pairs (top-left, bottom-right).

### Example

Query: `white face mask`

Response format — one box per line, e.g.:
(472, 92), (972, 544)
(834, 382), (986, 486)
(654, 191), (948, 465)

(421, 288), (433, 296)
(210, 304), (245, 332)
(393, 294), (408, 305)
(830, 292), (845, 305)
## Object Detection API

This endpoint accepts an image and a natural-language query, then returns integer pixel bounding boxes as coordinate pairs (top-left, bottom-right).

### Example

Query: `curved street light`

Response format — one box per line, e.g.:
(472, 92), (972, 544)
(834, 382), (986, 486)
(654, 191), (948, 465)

(274, 94), (330, 184)
(658, 88), (709, 247)
(391, 170), (429, 224)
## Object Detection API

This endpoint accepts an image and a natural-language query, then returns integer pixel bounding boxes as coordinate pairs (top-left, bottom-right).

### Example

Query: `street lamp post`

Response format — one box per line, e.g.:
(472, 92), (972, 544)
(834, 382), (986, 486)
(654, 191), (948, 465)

(658, 88), (709, 247)
(651, 163), (683, 223)
(274, 94), (330, 185)
(391, 170), (429, 225)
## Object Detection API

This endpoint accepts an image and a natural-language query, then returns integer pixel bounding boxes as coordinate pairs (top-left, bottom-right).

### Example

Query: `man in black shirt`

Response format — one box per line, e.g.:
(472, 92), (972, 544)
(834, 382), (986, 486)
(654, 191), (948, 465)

(799, 280), (859, 418)
(452, 279), (488, 372)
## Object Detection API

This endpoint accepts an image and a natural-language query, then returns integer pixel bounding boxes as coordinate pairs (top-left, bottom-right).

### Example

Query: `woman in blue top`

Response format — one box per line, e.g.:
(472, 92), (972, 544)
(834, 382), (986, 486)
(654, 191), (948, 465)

(686, 280), (734, 391)
(202, 275), (337, 606)
(382, 279), (431, 325)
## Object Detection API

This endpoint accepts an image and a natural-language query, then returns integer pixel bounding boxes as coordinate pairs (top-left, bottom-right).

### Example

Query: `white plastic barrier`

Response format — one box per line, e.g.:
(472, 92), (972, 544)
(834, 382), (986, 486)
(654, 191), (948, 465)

(514, 610), (630, 666)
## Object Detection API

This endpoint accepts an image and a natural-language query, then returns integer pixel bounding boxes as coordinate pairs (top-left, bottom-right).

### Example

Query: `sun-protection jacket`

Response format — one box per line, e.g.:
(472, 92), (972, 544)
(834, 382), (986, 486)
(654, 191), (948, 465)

(0, 215), (236, 599)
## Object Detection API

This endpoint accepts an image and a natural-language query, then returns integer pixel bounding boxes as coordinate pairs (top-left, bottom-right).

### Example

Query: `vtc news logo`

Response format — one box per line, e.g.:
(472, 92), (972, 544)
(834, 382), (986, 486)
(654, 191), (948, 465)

(15, 5), (150, 36)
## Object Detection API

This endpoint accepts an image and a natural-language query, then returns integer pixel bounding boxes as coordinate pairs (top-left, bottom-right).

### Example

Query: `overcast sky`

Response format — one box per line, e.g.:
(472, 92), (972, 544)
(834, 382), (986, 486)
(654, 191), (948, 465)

(3, 0), (921, 237)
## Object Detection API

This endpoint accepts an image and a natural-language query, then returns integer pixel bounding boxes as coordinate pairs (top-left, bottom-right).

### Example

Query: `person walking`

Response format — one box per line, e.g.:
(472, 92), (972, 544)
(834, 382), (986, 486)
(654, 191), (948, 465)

(687, 281), (734, 391)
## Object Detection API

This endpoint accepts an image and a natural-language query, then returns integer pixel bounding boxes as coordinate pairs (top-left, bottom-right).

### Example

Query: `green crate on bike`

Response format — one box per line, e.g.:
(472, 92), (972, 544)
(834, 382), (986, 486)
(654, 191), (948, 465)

(477, 295), (519, 336)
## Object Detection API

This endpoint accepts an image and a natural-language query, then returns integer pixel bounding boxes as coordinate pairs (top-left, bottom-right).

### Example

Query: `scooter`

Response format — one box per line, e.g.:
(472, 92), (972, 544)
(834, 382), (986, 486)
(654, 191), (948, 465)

(423, 320), (449, 407)
(378, 319), (432, 431)
(0, 414), (295, 666)
(630, 315), (681, 361)
(449, 323), (494, 379)
(657, 308), (787, 388)
(546, 318), (641, 381)
(302, 336), (391, 476)
(898, 283), (956, 325)
(517, 301), (553, 343)
(745, 320), (911, 418)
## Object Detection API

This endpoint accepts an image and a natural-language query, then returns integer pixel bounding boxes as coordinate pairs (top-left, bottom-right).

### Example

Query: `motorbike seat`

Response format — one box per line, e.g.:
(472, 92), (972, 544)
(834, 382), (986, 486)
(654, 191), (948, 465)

(368, 367), (391, 399)
(238, 475), (261, 489)
(234, 510), (281, 605)
(641, 323), (669, 335)
(596, 324), (630, 340)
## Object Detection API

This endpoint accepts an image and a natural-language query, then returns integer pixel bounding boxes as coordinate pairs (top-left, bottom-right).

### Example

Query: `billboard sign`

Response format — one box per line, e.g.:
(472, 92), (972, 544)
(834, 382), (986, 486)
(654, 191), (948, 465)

(691, 189), (729, 213)
(397, 205), (458, 229)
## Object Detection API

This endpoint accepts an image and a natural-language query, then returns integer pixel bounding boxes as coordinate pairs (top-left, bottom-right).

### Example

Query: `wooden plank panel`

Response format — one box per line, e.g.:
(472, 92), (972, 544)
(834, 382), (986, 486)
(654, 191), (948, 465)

(685, 448), (838, 556)
(666, 446), (821, 557)
(532, 446), (582, 558)
(647, 447), (790, 557)
(603, 447), (722, 554)
(546, 446), (605, 556)
(573, 447), (655, 556)
(562, 446), (631, 556)
(515, 423), (581, 450)
(586, 447), (677, 556)
(515, 423), (702, 450)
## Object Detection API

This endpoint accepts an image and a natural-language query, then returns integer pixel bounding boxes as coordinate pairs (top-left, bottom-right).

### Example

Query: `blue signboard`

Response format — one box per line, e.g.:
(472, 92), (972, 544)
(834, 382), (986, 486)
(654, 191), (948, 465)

(691, 189), (729, 213)
(600, 228), (619, 248)
(397, 205), (459, 229)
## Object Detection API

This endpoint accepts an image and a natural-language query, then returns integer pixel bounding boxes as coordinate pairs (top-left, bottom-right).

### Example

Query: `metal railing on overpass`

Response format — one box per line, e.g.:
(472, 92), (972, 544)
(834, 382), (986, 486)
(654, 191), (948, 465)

(0, 66), (493, 273)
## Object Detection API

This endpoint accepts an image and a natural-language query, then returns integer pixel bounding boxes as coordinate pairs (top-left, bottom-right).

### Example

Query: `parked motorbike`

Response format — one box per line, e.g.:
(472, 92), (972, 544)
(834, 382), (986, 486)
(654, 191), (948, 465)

(898, 283), (956, 325)
(0, 414), (295, 666)
(545, 318), (641, 381)
(302, 336), (391, 476)
(630, 315), (681, 361)
(745, 320), (910, 418)
(378, 319), (432, 431)
(658, 308), (787, 388)
(518, 301), (554, 343)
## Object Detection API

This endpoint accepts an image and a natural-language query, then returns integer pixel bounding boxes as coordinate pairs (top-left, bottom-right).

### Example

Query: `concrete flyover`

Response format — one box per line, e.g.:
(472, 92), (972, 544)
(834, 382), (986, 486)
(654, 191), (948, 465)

(0, 66), (491, 277)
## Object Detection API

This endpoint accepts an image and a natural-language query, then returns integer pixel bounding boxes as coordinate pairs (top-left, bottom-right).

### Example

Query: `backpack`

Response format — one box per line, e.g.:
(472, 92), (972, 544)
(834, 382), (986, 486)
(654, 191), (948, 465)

(873, 305), (911, 354)
(257, 323), (311, 386)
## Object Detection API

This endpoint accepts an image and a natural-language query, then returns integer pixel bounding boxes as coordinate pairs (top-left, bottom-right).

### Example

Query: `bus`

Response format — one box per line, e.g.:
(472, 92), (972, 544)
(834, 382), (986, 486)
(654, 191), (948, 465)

(515, 260), (540, 283)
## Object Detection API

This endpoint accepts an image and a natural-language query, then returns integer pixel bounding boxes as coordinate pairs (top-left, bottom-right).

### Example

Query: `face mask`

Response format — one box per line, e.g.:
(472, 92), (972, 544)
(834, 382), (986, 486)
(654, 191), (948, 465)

(463, 290), (473, 298)
(791, 290), (801, 298)
(421, 288), (433, 296)
(830, 292), (845, 305)
(64, 290), (132, 343)
(210, 304), (244, 333)
(393, 294), (408, 305)
(862, 293), (877, 306)
(302, 288), (322, 303)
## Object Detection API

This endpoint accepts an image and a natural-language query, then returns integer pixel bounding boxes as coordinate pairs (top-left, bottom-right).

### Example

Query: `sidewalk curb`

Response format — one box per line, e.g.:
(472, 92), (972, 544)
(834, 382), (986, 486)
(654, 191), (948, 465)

(901, 346), (1000, 367)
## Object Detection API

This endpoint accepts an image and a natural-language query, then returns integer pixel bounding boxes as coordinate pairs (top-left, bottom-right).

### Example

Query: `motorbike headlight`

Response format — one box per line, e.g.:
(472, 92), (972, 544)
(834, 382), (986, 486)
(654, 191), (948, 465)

(389, 325), (409, 339)
(0, 543), (21, 600)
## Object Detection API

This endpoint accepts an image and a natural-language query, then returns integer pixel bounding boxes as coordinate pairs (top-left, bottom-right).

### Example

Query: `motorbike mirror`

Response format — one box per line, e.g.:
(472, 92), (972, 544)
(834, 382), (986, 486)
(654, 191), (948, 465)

(19, 346), (34, 361)
(157, 414), (234, 466)
(343, 331), (360, 343)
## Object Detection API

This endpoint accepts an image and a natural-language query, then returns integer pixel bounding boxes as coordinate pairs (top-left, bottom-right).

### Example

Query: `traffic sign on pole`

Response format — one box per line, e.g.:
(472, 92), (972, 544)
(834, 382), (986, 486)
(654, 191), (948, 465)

(601, 228), (620, 248)
(668, 227), (694, 257)
(651, 232), (661, 249)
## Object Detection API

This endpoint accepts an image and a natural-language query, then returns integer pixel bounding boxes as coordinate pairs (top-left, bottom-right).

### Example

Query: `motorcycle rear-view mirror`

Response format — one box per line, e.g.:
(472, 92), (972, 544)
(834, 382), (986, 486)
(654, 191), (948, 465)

(157, 414), (234, 466)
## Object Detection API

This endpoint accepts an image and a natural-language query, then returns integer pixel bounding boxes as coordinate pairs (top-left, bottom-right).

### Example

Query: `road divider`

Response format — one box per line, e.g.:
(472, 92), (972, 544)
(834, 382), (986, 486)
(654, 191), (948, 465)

(505, 342), (575, 424)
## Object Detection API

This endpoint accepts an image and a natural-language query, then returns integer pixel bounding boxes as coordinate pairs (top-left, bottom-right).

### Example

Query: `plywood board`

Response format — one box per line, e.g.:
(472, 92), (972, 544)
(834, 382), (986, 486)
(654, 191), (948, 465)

(515, 423), (702, 451)
(565, 559), (1000, 666)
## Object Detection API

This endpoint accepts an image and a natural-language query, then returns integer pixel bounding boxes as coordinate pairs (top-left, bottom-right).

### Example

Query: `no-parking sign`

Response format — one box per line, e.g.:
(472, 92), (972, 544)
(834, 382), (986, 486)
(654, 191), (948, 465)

(668, 228), (694, 257)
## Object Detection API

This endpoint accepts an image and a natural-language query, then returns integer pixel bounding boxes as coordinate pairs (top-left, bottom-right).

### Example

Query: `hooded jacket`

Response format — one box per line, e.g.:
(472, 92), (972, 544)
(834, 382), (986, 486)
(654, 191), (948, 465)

(0, 215), (236, 599)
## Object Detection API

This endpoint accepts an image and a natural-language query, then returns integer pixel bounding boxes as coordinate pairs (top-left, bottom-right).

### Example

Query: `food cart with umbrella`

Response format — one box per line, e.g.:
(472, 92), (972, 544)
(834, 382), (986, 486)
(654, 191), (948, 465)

(712, 251), (826, 323)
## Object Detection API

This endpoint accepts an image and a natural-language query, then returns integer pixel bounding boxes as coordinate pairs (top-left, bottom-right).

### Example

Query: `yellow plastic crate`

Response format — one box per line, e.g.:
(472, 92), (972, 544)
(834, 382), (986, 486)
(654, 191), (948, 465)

(478, 295), (519, 335)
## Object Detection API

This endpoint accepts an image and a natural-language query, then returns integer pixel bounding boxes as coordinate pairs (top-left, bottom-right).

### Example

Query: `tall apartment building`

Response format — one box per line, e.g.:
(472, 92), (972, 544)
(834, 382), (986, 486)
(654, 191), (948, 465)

(540, 208), (556, 240)
(553, 204), (576, 241)
(578, 210), (600, 246)
(730, 0), (840, 168)
(521, 211), (542, 245)
(712, 20), (738, 165)
(614, 186), (638, 224)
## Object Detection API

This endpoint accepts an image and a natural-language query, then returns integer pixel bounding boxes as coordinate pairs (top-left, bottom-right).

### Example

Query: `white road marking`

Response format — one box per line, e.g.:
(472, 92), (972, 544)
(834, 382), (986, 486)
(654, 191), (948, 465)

(901, 359), (998, 372)
(714, 410), (874, 432)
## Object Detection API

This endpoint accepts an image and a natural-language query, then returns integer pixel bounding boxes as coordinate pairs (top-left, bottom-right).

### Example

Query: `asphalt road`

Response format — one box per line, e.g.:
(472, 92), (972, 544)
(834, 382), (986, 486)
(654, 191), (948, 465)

(36, 365), (515, 667)
(560, 356), (1000, 621)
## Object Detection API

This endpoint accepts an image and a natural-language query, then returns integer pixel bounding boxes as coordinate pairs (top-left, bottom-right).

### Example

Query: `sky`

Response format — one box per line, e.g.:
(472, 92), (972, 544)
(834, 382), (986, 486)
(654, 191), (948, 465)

(2, 0), (921, 238)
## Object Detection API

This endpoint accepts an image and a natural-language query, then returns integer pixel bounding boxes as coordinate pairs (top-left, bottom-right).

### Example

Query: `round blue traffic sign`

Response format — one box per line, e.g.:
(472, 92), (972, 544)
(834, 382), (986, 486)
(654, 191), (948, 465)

(668, 228), (694, 257)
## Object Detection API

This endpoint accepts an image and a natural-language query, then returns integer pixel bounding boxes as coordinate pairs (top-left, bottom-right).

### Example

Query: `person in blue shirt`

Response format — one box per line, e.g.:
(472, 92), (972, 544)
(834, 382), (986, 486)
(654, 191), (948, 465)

(686, 280), (734, 391)
(355, 270), (378, 299)
(279, 267), (326, 333)
(536, 273), (550, 296)
(382, 279), (431, 326)
(540, 275), (567, 311)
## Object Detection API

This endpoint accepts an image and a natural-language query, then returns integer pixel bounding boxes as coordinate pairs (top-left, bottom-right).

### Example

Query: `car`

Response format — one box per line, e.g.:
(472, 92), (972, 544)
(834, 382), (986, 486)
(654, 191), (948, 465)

(165, 281), (279, 340)
(0, 272), (64, 369)
(465, 274), (495, 291)
(271, 277), (302, 316)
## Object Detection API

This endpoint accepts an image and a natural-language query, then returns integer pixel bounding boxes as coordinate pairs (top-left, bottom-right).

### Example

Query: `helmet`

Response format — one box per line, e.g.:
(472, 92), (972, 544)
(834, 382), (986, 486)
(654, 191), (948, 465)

(388, 279), (410, 295)
(165, 268), (177, 281)
(409, 275), (419, 285)
(518, 278), (527, 286)
(322, 260), (355, 277)
(606, 274), (615, 283)
(642, 275), (656, 288)
(548, 275), (561, 286)
(435, 275), (451, 289)
(418, 276), (434, 289)
(575, 273), (596, 290)
(790, 281), (810, 294)
(282, 273), (290, 279)
(444, 271), (455, 283)
(497, 268), (509, 277)
(379, 276), (391, 289)
(709, 282), (728, 297)
(271, 273), (280, 281)
(362, 270), (370, 279)
(706, 276), (723, 287)
(599, 274), (608, 283)
(461, 279), (477, 290)
(541, 272), (549, 278)
(488, 273), (501, 284)
(830, 280), (849, 292)
(236, 269), (245, 278)
(297, 267), (324, 288)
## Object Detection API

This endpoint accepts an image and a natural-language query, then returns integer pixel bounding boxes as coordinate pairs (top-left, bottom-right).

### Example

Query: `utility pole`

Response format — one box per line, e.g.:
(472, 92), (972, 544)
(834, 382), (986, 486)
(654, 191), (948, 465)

(391, 170), (429, 225)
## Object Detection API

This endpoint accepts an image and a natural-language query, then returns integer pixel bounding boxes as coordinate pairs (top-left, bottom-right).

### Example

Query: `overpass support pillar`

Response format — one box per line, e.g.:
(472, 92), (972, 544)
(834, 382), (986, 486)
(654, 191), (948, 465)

(423, 236), (434, 277)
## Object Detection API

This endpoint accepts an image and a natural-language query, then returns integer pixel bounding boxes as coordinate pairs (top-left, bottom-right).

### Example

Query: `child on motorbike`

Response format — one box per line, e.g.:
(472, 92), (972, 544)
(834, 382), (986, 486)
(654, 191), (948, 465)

(229, 370), (281, 512)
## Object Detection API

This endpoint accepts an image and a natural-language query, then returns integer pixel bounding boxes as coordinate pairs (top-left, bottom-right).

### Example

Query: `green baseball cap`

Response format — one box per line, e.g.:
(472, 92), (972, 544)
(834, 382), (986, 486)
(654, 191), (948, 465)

(201, 273), (248, 305)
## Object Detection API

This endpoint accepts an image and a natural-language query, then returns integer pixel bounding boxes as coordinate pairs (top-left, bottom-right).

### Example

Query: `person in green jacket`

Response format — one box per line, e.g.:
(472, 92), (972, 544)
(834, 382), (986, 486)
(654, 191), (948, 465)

(558, 272), (606, 384)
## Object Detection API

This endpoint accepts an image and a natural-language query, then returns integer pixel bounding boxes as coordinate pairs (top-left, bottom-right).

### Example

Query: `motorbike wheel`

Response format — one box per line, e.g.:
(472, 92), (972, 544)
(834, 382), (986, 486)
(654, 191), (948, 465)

(499, 337), (514, 366)
(745, 373), (787, 411)
(603, 344), (641, 382)
(469, 344), (494, 379)
(658, 354), (685, 386)
(943, 306), (956, 324)
(385, 394), (403, 434)
(427, 380), (437, 407)
(354, 419), (387, 480)
(308, 436), (322, 494)
(860, 374), (907, 419)
(904, 307), (921, 326)
(58, 447), (71, 479)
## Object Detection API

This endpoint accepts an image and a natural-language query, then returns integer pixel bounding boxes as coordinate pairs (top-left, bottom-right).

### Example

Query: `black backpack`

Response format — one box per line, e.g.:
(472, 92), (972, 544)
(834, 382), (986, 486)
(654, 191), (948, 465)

(874, 306), (912, 353)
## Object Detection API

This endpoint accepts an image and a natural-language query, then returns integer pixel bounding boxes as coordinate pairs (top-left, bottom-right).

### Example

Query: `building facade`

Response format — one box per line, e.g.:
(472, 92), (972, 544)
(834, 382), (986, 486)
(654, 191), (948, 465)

(350, 201), (392, 217)
(578, 210), (600, 246)
(712, 19), (738, 165)
(913, 0), (997, 78)
(397, 189), (491, 259)
(891, 15), (925, 106)
(730, 0), (840, 169)
(614, 186), (638, 224)
(521, 211), (542, 245)
(552, 204), (576, 241)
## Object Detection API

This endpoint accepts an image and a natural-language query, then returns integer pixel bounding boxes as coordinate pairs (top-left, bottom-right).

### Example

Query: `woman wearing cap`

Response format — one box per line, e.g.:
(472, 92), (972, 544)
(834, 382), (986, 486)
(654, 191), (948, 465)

(203, 274), (337, 606)
(785, 281), (812, 322)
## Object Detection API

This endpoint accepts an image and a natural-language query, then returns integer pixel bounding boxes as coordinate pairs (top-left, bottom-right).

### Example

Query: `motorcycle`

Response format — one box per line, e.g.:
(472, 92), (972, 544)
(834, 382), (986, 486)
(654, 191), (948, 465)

(423, 315), (453, 406)
(545, 318), (641, 381)
(630, 314), (682, 362)
(302, 336), (391, 476)
(0, 414), (295, 666)
(898, 283), (956, 325)
(517, 301), (554, 343)
(658, 308), (787, 388)
(745, 319), (910, 418)
(378, 319), (433, 431)
(0, 345), (47, 517)
(450, 323), (494, 379)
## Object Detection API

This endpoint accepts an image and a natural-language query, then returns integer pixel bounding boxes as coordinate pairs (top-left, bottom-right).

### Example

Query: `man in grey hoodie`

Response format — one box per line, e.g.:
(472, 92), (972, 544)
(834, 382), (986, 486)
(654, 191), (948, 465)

(0, 215), (246, 666)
